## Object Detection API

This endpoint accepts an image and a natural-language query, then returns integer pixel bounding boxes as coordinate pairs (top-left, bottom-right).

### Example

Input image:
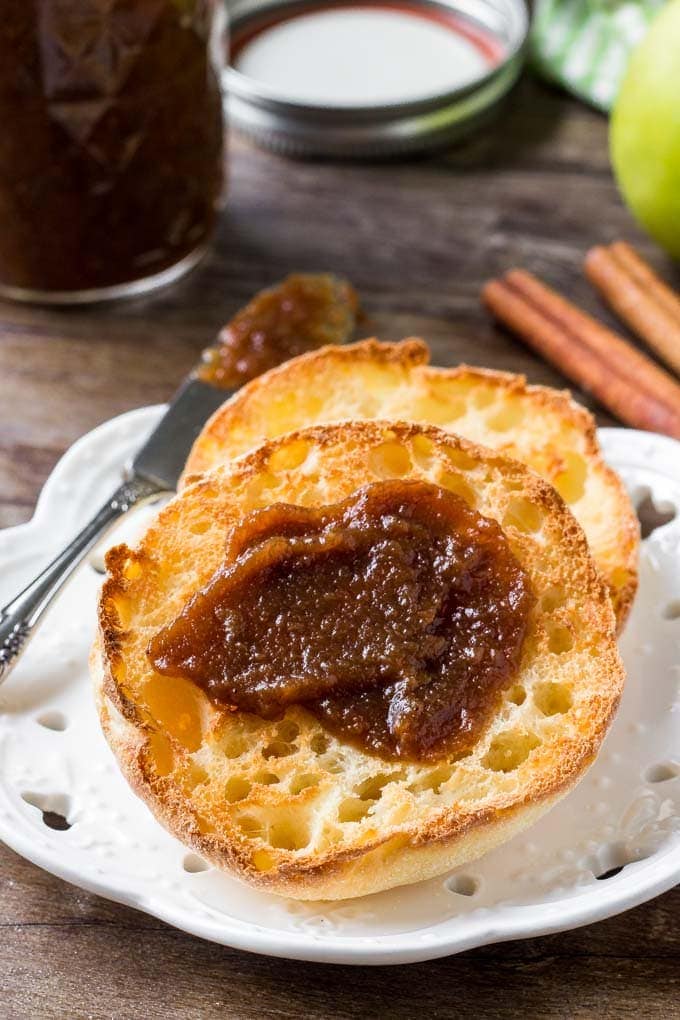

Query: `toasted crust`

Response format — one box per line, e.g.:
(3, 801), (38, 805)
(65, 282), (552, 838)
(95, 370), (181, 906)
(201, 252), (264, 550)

(94, 421), (625, 900)
(183, 339), (639, 630)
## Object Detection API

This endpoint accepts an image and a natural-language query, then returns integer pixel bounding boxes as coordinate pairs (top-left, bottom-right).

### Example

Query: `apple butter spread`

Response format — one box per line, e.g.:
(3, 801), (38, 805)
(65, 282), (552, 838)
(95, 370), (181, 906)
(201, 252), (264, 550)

(148, 480), (533, 762)
(0, 1), (224, 298)
(198, 274), (358, 388)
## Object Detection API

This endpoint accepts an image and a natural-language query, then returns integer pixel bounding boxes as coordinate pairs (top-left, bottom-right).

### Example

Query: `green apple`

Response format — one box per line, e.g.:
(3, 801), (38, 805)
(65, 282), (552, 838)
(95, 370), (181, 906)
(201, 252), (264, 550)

(610, 0), (680, 259)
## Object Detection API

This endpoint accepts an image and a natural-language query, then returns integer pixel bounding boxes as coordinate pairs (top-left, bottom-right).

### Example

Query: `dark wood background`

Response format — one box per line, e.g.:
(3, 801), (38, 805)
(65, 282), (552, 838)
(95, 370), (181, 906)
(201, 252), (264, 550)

(1, 75), (679, 1019)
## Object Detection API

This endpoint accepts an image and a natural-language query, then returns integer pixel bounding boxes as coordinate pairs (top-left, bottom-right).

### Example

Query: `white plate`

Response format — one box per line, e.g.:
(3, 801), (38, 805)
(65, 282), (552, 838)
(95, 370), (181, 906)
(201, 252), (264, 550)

(0, 409), (678, 965)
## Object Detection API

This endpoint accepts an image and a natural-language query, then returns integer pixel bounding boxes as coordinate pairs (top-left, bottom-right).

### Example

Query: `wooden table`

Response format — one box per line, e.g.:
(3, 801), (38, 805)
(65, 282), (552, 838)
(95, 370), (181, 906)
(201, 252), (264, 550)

(1, 75), (678, 1019)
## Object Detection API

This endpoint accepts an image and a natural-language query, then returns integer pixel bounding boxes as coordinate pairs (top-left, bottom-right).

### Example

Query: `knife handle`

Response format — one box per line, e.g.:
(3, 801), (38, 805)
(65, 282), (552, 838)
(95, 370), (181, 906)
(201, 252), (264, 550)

(0, 475), (163, 686)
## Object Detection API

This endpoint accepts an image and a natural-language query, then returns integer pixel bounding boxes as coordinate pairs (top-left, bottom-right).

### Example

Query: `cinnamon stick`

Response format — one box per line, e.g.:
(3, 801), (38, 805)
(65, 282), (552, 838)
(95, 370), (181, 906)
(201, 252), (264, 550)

(505, 269), (680, 413)
(482, 271), (680, 439)
(609, 242), (680, 323)
(585, 242), (680, 376)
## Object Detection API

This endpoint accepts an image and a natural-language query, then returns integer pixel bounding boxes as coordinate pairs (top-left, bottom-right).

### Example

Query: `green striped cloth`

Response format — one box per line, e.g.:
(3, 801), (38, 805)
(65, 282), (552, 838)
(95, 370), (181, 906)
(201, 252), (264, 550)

(531, 0), (666, 111)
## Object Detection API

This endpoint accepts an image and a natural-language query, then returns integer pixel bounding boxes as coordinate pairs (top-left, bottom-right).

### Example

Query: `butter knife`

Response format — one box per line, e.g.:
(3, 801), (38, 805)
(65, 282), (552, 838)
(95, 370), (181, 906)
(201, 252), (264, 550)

(0, 374), (229, 684)
(0, 273), (358, 684)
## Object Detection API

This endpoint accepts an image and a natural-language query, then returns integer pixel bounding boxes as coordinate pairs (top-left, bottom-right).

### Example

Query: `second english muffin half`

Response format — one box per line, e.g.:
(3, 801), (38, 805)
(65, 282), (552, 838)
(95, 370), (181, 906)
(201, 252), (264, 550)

(182, 338), (639, 630)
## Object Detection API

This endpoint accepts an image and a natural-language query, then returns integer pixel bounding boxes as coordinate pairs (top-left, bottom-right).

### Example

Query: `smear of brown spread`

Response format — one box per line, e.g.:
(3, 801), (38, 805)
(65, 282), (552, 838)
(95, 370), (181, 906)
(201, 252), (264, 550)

(148, 480), (533, 762)
(199, 273), (358, 388)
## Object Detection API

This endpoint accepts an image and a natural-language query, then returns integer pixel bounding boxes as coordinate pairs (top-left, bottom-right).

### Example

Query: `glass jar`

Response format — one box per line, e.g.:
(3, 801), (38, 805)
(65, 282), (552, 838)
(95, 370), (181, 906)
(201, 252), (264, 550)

(0, 1), (226, 304)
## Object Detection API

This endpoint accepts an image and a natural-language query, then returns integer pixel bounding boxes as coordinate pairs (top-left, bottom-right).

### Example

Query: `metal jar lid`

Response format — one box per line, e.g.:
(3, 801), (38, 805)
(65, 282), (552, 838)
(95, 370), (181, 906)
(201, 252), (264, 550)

(225, 0), (529, 158)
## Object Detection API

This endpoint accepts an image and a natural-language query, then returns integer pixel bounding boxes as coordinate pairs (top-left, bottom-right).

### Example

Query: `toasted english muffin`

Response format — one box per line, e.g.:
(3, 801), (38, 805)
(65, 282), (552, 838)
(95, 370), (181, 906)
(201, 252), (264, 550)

(93, 421), (624, 900)
(183, 339), (638, 630)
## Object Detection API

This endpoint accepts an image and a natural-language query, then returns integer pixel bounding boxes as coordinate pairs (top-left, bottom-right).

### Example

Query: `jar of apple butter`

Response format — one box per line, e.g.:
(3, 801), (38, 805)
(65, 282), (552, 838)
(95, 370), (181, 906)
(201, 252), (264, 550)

(0, 1), (226, 303)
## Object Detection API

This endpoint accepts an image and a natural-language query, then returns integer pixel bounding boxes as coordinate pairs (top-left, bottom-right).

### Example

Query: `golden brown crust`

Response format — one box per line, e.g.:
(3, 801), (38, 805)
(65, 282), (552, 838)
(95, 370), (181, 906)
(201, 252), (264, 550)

(94, 420), (625, 900)
(182, 339), (639, 630)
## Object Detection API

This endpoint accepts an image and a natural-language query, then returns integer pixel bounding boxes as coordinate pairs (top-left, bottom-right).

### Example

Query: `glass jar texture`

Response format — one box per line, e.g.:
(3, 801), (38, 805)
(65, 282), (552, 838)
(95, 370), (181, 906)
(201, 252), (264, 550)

(0, 0), (226, 303)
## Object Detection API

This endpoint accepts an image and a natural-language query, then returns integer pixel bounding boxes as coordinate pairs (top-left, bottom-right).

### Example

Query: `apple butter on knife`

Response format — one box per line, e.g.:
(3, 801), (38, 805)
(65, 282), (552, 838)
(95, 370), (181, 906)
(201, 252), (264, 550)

(199, 274), (359, 388)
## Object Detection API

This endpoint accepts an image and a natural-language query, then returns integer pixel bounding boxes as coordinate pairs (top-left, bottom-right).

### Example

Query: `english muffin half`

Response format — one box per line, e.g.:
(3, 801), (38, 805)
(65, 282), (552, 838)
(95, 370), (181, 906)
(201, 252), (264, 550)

(93, 421), (624, 900)
(183, 339), (638, 629)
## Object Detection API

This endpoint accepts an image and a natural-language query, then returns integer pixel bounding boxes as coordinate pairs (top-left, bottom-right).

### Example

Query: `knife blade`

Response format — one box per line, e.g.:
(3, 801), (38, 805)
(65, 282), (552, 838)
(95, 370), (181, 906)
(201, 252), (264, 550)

(130, 375), (232, 492)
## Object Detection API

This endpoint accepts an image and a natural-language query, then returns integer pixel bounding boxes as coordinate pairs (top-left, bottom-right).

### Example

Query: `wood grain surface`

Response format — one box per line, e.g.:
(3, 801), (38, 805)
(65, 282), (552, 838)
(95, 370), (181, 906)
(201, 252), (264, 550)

(1, 76), (679, 1019)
